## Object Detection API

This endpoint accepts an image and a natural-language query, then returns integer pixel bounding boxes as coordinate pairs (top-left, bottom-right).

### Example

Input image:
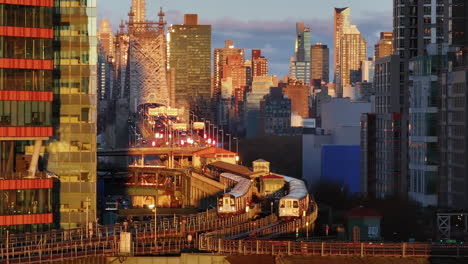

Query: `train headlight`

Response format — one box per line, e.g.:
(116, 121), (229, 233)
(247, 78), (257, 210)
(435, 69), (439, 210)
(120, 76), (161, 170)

(219, 207), (223, 211)
(231, 206), (235, 211)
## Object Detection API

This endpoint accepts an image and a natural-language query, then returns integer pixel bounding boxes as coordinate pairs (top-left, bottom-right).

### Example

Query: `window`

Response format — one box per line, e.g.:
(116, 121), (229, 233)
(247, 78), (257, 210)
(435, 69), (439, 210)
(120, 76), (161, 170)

(293, 201), (299, 208)
(81, 108), (89, 122)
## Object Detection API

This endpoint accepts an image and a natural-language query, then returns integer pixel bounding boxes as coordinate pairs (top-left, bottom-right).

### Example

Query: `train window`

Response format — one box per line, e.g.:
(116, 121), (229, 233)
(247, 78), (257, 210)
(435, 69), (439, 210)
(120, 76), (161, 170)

(280, 201), (285, 208)
(218, 198), (223, 206)
(293, 201), (299, 208)
(287, 201), (292, 208)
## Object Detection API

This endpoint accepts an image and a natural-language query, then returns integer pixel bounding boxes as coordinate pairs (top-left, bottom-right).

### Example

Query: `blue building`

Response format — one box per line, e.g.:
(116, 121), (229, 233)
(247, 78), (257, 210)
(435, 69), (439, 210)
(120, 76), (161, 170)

(321, 145), (361, 193)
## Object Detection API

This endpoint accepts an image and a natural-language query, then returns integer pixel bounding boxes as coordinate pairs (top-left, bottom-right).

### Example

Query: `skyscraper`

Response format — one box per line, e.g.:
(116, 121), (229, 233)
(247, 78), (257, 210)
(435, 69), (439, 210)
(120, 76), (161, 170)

(289, 22), (311, 86)
(213, 40), (244, 101)
(334, 7), (350, 86)
(47, 0), (97, 229)
(394, 0), (445, 200)
(167, 14), (211, 112)
(97, 19), (115, 61)
(374, 32), (393, 59)
(212, 40), (248, 125)
(0, 0), (55, 235)
(339, 25), (367, 91)
(310, 43), (330, 87)
(252, 49), (268, 77)
(97, 19), (115, 100)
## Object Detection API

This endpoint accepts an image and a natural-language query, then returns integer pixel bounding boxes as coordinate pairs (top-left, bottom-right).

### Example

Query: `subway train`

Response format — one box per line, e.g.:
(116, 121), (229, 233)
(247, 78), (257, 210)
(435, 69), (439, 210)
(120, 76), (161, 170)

(278, 176), (310, 221)
(217, 173), (253, 217)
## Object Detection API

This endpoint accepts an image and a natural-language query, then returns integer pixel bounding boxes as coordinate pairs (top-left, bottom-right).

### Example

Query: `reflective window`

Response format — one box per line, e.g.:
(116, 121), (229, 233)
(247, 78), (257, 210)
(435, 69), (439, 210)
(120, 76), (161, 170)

(0, 37), (53, 60)
(0, 69), (52, 91)
(0, 189), (52, 216)
(0, 100), (52, 126)
(0, 5), (53, 28)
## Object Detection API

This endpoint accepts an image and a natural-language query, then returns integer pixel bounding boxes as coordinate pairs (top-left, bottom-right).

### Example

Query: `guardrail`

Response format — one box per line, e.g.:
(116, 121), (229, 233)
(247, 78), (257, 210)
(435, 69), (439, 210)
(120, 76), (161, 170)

(200, 238), (440, 258)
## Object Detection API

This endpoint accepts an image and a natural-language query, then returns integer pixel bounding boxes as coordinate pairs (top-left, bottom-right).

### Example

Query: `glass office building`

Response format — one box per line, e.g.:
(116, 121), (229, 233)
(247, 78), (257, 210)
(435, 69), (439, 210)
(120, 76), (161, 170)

(47, 0), (97, 229)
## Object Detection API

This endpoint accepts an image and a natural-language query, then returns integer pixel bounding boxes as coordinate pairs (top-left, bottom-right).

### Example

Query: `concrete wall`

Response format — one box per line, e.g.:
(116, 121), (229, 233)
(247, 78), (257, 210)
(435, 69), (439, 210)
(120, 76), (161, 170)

(320, 98), (371, 135)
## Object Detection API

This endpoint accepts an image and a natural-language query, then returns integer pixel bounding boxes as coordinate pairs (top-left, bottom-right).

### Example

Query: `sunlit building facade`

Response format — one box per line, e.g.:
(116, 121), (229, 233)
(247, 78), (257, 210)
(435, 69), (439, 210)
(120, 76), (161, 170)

(0, 0), (55, 235)
(339, 25), (367, 91)
(252, 49), (268, 77)
(374, 32), (393, 59)
(47, 0), (97, 229)
(334, 7), (350, 88)
(310, 43), (330, 88)
(167, 14), (211, 111)
(213, 40), (244, 101)
(289, 22), (311, 86)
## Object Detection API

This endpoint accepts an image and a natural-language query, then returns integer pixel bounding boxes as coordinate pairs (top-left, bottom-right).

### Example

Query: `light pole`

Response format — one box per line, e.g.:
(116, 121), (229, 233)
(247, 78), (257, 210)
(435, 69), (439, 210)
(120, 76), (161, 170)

(233, 137), (239, 154)
(220, 129), (224, 149)
(149, 204), (157, 248)
(306, 222), (309, 240)
(85, 197), (90, 238)
(270, 201), (273, 215)
(209, 124), (215, 145)
(226, 133), (232, 151)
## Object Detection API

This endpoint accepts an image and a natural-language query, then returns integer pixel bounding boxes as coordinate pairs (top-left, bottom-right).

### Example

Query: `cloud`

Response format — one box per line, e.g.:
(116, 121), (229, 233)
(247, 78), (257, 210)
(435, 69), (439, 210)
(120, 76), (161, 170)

(102, 9), (391, 78)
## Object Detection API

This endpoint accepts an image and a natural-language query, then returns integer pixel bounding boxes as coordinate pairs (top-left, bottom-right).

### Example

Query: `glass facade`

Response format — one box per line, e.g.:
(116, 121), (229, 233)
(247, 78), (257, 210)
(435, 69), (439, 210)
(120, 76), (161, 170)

(0, 100), (52, 126)
(47, 0), (97, 229)
(0, 69), (53, 91)
(0, 188), (52, 216)
(167, 23), (211, 109)
(0, 36), (53, 60)
(0, 5), (53, 29)
(0, 1), (54, 233)
(408, 55), (446, 206)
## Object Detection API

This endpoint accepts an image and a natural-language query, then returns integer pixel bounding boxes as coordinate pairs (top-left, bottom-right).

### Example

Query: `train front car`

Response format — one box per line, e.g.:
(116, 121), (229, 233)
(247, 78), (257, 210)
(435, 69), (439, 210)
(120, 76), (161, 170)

(217, 173), (252, 217)
(279, 178), (309, 221)
(217, 194), (237, 215)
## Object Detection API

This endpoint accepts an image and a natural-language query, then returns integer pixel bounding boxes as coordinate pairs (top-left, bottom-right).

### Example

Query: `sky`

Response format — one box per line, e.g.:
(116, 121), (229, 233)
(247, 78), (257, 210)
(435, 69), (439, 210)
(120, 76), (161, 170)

(98, 0), (393, 79)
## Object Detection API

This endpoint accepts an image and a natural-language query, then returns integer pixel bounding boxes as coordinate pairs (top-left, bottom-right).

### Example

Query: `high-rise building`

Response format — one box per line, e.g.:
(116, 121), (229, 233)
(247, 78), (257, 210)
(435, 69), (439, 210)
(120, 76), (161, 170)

(0, 0), (55, 235)
(289, 22), (311, 86)
(439, 65), (468, 209)
(97, 19), (115, 101)
(374, 32), (393, 59)
(213, 40), (244, 101)
(47, 0), (97, 229)
(310, 43), (330, 88)
(438, 0), (468, 209)
(167, 14), (211, 111)
(393, 0), (445, 200)
(97, 19), (115, 61)
(408, 52), (446, 207)
(334, 7), (350, 85)
(283, 79), (310, 119)
(360, 58), (375, 83)
(339, 25), (367, 92)
(372, 55), (402, 198)
(252, 49), (268, 77)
